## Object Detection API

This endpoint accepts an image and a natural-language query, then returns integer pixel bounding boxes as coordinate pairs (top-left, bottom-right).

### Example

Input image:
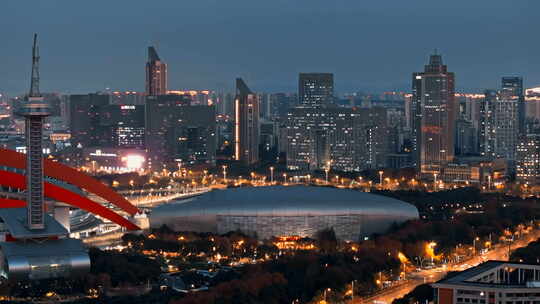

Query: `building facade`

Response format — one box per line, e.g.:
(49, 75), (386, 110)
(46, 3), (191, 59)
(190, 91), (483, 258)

(493, 96), (519, 161)
(234, 78), (259, 165)
(69, 95), (145, 150)
(298, 73), (334, 107)
(516, 134), (540, 185)
(145, 46), (167, 96)
(99, 105), (145, 149)
(433, 261), (540, 304)
(69, 94), (110, 148)
(284, 107), (389, 172)
(145, 95), (216, 168)
(502, 76), (525, 135)
(412, 53), (456, 178)
(479, 90), (497, 158)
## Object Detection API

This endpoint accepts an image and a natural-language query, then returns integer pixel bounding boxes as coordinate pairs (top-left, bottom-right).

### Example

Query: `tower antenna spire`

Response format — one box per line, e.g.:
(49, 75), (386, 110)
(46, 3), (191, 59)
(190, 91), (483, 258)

(29, 33), (40, 97)
(20, 34), (49, 230)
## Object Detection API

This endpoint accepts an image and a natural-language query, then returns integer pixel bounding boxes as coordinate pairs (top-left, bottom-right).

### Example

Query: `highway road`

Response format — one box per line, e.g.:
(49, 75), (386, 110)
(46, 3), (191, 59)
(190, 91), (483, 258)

(351, 230), (540, 304)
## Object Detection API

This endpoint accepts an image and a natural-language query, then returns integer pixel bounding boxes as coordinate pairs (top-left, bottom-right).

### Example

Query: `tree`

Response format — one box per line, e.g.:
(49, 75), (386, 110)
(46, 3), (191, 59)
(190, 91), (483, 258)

(316, 228), (337, 254)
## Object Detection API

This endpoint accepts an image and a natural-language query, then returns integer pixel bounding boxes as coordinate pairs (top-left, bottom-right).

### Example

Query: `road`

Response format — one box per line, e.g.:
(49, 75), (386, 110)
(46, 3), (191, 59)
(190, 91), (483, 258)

(352, 230), (540, 304)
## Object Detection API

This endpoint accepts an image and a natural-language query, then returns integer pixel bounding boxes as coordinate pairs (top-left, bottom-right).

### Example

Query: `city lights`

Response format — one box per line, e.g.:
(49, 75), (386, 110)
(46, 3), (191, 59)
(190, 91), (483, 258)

(0, 5), (537, 303)
(123, 154), (145, 169)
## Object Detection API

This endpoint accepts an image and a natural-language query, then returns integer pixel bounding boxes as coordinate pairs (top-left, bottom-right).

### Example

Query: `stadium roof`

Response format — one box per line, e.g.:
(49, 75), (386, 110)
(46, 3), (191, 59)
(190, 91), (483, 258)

(152, 186), (419, 217)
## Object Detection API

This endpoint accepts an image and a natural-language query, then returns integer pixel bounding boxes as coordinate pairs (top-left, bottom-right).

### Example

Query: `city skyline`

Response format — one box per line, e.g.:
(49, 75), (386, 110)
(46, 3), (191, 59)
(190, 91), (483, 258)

(1, 0), (539, 95)
(3, 2), (540, 304)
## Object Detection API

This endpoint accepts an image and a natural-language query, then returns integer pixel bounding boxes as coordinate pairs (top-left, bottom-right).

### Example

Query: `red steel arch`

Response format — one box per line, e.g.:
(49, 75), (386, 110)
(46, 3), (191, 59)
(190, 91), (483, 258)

(0, 149), (140, 215)
(0, 170), (140, 230)
(0, 198), (27, 208)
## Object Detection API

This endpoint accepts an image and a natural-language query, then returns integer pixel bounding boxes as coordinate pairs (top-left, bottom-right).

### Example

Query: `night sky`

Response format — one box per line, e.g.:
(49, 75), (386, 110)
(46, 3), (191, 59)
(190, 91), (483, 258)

(2, 0), (538, 95)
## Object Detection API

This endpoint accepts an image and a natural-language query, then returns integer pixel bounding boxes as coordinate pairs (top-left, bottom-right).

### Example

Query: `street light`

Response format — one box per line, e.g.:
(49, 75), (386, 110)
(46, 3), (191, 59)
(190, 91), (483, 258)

(203, 170), (208, 185)
(325, 168), (329, 184)
(473, 237), (480, 255)
(434, 173), (438, 191)
(323, 288), (331, 302)
(351, 280), (355, 301)
(129, 179), (135, 196)
(222, 165), (227, 183)
(325, 161), (331, 185)
(270, 166), (274, 184)
(379, 170), (384, 186)
(283, 173), (287, 184)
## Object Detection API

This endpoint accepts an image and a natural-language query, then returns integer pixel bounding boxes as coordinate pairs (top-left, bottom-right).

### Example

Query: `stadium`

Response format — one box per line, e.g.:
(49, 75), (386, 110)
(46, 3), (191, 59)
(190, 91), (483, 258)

(150, 186), (419, 241)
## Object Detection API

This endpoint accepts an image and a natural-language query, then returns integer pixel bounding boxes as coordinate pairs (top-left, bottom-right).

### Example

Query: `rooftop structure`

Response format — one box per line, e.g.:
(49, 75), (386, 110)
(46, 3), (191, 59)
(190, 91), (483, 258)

(433, 261), (540, 304)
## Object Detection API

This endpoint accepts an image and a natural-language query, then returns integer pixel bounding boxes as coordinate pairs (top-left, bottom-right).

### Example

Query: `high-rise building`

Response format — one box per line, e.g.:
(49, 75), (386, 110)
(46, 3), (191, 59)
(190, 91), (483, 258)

(69, 95), (146, 150)
(478, 90), (497, 158)
(501, 76), (524, 96)
(284, 107), (388, 172)
(516, 133), (540, 186)
(412, 52), (456, 177)
(269, 93), (297, 120)
(145, 95), (216, 168)
(166, 90), (214, 106)
(298, 73), (334, 107)
(145, 46), (167, 96)
(493, 95), (519, 161)
(258, 93), (271, 120)
(69, 94), (110, 148)
(455, 119), (477, 156)
(234, 78), (259, 165)
(501, 76), (525, 135)
(109, 91), (146, 105)
(479, 90), (519, 161)
(98, 105), (145, 149)
(260, 119), (279, 161)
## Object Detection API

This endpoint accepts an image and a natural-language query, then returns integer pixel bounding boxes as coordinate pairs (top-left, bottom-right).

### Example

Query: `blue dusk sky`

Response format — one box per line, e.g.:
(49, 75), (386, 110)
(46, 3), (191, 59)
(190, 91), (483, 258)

(1, 0), (538, 95)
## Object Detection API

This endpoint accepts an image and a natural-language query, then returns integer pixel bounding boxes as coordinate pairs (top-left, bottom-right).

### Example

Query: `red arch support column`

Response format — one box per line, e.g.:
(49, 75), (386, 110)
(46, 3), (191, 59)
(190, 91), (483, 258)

(0, 149), (140, 215)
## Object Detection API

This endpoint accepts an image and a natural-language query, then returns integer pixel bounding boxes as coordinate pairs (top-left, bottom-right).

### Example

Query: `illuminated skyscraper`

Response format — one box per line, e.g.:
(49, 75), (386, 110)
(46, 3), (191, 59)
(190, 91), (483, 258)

(145, 95), (216, 168)
(69, 94), (110, 148)
(516, 134), (540, 186)
(479, 90), (497, 158)
(285, 107), (389, 172)
(492, 95), (519, 161)
(479, 88), (519, 161)
(501, 76), (525, 135)
(145, 46), (167, 96)
(99, 105), (145, 149)
(234, 78), (259, 165)
(298, 73), (334, 107)
(412, 52), (456, 177)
